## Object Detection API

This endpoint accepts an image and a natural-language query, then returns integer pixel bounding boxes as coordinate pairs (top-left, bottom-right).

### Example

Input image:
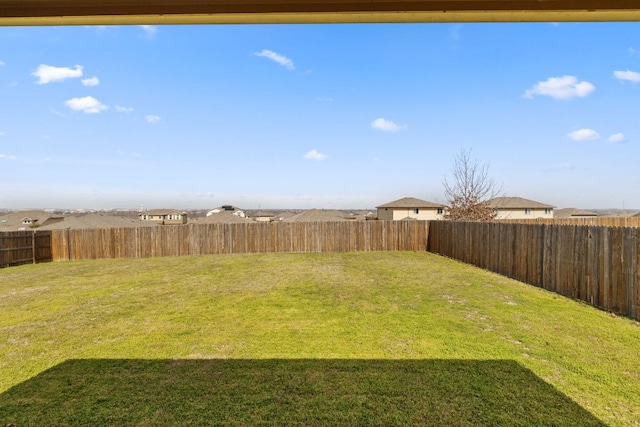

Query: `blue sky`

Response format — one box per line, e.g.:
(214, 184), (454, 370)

(1, 22), (639, 210)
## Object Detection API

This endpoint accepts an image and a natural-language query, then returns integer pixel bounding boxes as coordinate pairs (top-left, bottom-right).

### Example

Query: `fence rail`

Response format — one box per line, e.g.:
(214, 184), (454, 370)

(50, 221), (430, 261)
(0, 231), (52, 268)
(428, 221), (639, 321)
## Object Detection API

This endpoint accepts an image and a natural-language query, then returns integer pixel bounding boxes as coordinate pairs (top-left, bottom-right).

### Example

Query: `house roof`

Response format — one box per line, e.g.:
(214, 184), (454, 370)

(487, 197), (554, 209)
(37, 213), (161, 230)
(603, 210), (640, 218)
(141, 209), (184, 216)
(244, 210), (300, 221)
(0, 210), (64, 231)
(376, 197), (444, 209)
(283, 209), (357, 222)
(554, 208), (599, 219)
(191, 211), (252, 224)
(207, 206), (244, 215)
(251, 211), (277, 218)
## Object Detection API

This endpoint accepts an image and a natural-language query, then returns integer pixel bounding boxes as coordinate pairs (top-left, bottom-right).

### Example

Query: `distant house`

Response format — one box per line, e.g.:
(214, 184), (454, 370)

(37, 213), (161, 230)
(376, 197), (445, 221)
(555, 208), (598, 219)
(139, 209), (187, 225)
(206, 205), (246, 218)
(0, 210), (65, 231)
(487, 197), (554, 220)
(252, 211), (277, 222)
(191, 211), (252, 225)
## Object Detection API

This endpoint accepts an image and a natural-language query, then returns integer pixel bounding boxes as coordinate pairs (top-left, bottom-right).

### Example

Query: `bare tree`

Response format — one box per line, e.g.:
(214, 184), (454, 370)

(443, 149), (502, 221)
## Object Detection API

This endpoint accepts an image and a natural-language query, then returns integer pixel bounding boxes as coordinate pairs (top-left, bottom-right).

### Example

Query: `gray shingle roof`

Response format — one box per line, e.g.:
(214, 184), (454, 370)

(376, 197), (444, 209)
(0, 210), (64, 231)
(251, 211), (277, 218)
(283, 209), (354, 222)
(37, 213), (161, 230)
(191, 211), (252, 224)
(487, 197), (554, 209)
(142, 209), (183, 216)
(554, 208), (598, 219)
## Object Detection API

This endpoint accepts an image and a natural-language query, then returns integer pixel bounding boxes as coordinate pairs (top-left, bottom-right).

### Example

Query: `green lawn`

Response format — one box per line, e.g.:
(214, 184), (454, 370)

(1, 252), (638, 426)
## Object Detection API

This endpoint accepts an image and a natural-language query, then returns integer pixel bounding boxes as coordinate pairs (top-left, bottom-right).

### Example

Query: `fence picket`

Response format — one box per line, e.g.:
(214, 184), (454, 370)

(45, 221), (430, 262)
(428, 221), (639, 321)
(0, 230), (52, 268)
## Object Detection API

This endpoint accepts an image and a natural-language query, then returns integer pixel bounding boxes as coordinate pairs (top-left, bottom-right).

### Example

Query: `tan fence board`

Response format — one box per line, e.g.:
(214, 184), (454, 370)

(428, 221), (639, 321)
(48, 221), (430, 262)
(1, 230), (52, 268)
(504, 217), (640, 227)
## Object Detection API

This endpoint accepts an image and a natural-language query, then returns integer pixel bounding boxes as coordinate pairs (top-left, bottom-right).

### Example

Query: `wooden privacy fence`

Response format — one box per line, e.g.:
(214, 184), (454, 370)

(50, 220), (430, 261)
(0, 230), (52, 268)
(428, 221), (640, 321)
(500, 217), (640, 227)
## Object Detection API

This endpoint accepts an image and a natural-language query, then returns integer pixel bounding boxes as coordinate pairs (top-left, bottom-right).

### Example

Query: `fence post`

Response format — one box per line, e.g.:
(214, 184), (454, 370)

(67, 228), (71, 261)
(32, 231), (36, 265)
(624, 227), (637, 319)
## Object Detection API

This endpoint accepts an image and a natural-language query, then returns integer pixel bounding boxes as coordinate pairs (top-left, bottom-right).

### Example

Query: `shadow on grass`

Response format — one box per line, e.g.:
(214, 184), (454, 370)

(0, 359), (604, 426)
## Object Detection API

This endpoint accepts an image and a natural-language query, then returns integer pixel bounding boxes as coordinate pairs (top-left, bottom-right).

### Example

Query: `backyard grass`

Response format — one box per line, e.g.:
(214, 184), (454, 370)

(0, 251), (638, 426)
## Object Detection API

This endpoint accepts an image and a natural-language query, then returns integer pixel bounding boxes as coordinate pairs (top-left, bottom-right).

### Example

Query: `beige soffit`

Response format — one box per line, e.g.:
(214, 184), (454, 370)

(1, 1), (640, 26)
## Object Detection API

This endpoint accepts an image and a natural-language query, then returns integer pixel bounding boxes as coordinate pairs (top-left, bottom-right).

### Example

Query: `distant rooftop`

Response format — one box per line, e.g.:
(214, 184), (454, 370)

(555, 208), (599, 219)
(376, 197), (444, 209)
(487, 197), (554, 209)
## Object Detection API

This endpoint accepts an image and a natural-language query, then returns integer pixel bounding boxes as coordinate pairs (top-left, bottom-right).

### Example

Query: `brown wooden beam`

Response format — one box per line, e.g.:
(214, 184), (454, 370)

(1, 0), (640, 25)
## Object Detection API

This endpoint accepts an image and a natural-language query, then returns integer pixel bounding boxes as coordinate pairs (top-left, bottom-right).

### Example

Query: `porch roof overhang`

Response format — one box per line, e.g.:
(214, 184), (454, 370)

(1, 0), (640, 26)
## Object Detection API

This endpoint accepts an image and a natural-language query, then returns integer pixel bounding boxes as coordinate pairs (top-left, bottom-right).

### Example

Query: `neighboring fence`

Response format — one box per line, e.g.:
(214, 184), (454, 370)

(501, 217), (640, 227)
(50, 220), (430, 261)
(428, 221), (639, 321)
(0, 230), (52, 268)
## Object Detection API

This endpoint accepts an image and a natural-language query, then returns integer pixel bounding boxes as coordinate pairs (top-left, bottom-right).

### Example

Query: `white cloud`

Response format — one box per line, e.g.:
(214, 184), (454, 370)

(32, 64), (83, 84)
(0, 131), (4, 137)
(630, 47), (640, 56)
(371, 118), (405, 132)
(608, 133), (626, 143)
(543, 163), (574, 172)
(140, 25), (158, 37)
(613, 70), (640, 83)
(253, 49), (295, 70)
(81, 77), (100, 87)
(0, 60), (5, 66)
(304, 149), (327, 161)
(523, 75), (595, 100)
(115, 105), (134, 113)
(568, 128), (600, 141)
(146, 115), (161, 123)
(0, 154), (17, 160)
(65, 96), (108, 114)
